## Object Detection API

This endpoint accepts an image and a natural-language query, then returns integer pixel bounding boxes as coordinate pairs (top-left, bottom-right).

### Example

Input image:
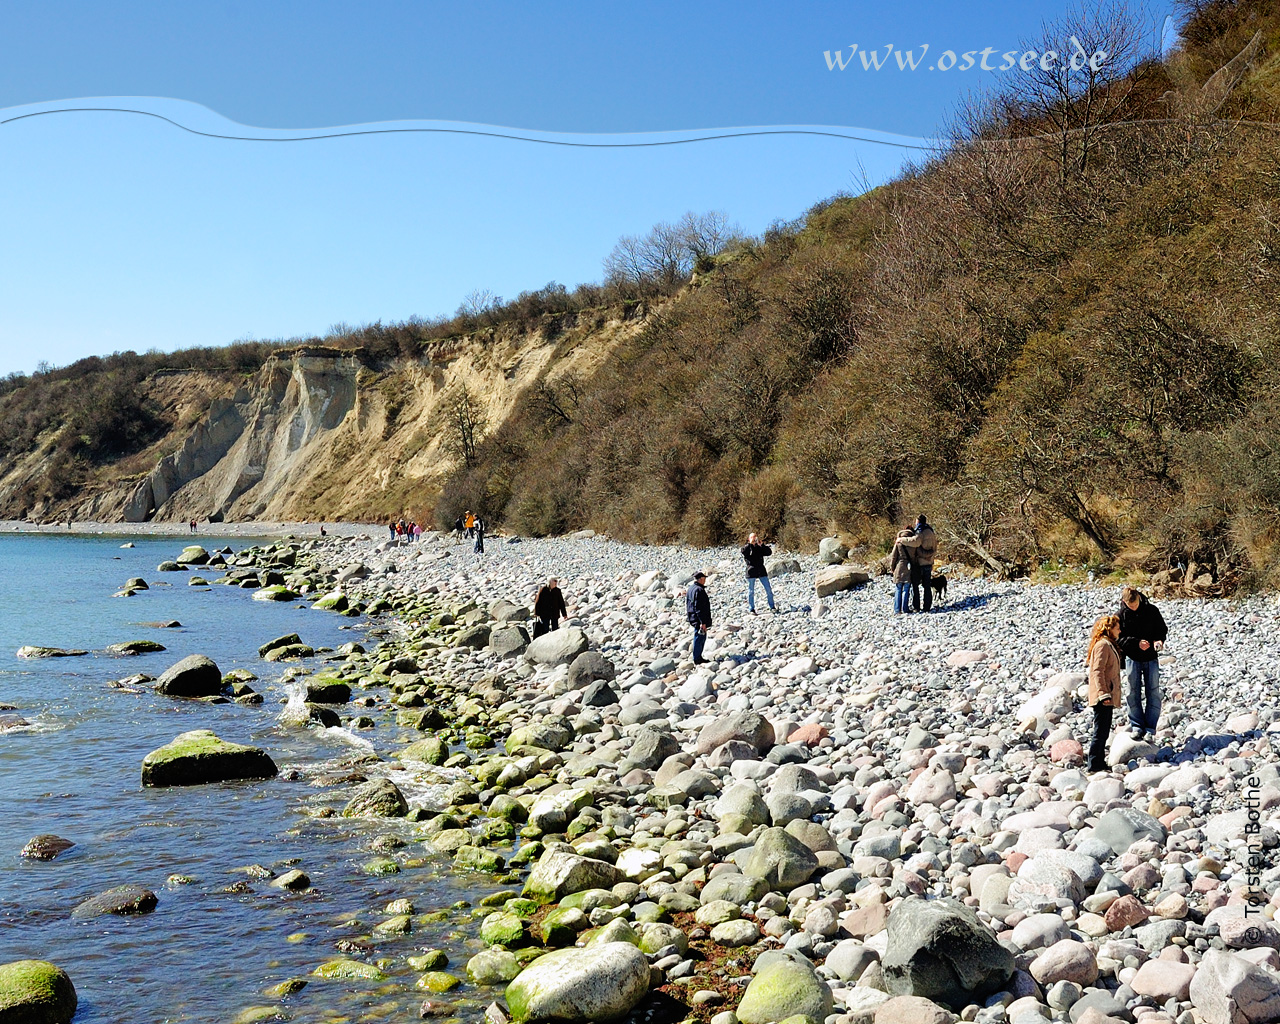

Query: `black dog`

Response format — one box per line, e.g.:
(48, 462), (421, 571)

(929, 574), (948, 604)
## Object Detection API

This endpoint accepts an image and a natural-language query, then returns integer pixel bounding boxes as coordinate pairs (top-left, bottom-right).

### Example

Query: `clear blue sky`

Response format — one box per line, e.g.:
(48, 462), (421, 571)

(0, 1), (1178, 375)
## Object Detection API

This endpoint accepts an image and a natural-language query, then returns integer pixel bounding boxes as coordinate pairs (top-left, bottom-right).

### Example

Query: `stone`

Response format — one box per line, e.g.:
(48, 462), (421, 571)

(0, 959), (77, 1024)
(141, 730), (277, 787)
(737, 956), (834, 1024)
(711, 920), (760, 947)
(1189, 949), (1280, 1024)
(743, 828), (820, 891)
(826, 940), (878, 982)
(874, 996), (957, 1024)
(523, 849), (620, 903)
(819, 537), (849, 564)
(468, 949), (522, 986)
(20, 836), (75, 861)
(105, 640), (167, 655)
(815, 565), (870, 597)
(525, 627), (590, 667)
(567, 651), (616, 689)
(490, 626), (530, 658)
(15, 647), (87, 659)
(154, 654), (223, 697)
(71, 885), (157, 918)
(1029, 940), (1098, 988)
(1130, 959), (1196, 1003)
(341, 778), (408, 818)
(504, 942), (650, 1022)
(1089, 808), (1167, 855)
(880, 898), (1015, 1011)
(696, 712), (775, 756)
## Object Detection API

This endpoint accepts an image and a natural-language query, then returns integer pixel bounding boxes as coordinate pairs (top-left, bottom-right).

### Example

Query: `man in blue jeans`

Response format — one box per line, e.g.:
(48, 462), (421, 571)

(686, 571), (713, 665)
(1117, 586), (1167, 742)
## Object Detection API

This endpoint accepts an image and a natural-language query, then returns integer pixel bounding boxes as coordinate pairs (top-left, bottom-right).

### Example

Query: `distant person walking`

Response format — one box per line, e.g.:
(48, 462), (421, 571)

(388, 521), (396, 542)
(1086, 613), (1123, 773)
(741, 532), (777, 614)
(464, 511), (476, 539)
(1118, 586), (1167, 742)
(899, 514), (938, 612)
(686, 570), (712, 665)
(532, 578), (568, 638)
(473, 516), (485, 555)
(890, 528), (915, 614)
(453, 515), (464, 543)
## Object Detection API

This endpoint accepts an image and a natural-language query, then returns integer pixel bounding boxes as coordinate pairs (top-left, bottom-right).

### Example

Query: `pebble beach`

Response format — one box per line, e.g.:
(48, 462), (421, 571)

(8, 525), (1280, 1024)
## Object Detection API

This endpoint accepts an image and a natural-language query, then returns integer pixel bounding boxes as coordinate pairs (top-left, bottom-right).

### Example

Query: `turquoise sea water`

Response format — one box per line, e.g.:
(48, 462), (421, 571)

(0, 535), (476, 1023)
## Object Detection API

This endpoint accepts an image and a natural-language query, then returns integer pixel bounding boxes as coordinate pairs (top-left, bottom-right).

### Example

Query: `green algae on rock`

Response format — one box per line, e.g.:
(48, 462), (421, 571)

(0, 959), (77, 1024)
(310, 960), (388, 981)
(141, 729), (278, 787)
(504, 942), (649, 1023)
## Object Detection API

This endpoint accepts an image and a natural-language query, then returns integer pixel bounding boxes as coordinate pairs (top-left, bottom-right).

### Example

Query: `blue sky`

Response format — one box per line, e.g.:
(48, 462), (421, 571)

(0, 1), (1178, 374)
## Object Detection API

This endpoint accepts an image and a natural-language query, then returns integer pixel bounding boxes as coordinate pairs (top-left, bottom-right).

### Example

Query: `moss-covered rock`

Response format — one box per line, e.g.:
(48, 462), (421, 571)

(407, 950), (448, 971)
(736, 957), (834, 1024)
(341, 778), (408, 818)
(504, 942), (649, 1023)
(106, 640), (167, 655)
(539, 906), (589, 946)
(310, 960), (387, 981)
(0, 959), (77, 1023)
(415, 971), (460, 993)
(252, 585), (297, 602)
(141, 730), (277, 787)
(311, 591), (348, 611)
(480, 911), (526, 947)
(467, 949), (521, 986)
(455, 846), (505, 873)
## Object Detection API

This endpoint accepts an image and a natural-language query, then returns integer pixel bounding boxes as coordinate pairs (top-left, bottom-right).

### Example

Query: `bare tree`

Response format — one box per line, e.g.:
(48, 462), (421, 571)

(1001, 0), (1160, 180)
(457, 289), (500, 319)
(444, 384), (487, 468)
(604, 211), (743, 292)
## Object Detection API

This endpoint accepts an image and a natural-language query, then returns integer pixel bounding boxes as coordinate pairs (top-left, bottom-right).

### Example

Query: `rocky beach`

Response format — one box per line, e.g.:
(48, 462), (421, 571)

(6, 527), (1280, 1024)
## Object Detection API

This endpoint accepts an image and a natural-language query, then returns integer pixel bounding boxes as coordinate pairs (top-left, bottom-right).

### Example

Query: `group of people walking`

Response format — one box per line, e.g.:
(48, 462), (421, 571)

(388, 518), (421, 543)
(1085, 586), (1168, 772)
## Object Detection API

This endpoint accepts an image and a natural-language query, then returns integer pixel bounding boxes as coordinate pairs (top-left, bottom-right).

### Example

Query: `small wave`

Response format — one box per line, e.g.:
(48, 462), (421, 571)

(320, 726), (376, 752)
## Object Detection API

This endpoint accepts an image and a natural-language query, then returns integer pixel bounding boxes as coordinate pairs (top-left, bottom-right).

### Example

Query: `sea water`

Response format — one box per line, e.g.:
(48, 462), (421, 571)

(0, 534), (476, 1023)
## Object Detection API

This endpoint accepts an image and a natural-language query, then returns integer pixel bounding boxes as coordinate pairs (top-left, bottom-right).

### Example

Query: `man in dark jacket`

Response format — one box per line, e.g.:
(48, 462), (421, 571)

(686, 571), (712, 665)
(899, 514), (939, 612)
(741, 532), (777, 614)
(1118, 586), (1167, 741)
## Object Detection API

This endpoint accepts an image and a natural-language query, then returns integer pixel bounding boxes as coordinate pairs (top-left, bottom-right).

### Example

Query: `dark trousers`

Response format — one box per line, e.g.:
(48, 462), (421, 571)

(692, 626), (707, 663)
(911, 563), (932, 612)
(1089, 703), (1113, 771)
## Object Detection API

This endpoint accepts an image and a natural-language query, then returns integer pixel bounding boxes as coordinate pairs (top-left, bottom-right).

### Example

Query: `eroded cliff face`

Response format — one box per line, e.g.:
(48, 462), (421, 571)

(53, 308), (644, 524)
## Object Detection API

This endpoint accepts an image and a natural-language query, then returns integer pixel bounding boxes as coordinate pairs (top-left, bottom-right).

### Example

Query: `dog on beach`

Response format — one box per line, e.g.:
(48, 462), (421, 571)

(929, 574), (947, 604)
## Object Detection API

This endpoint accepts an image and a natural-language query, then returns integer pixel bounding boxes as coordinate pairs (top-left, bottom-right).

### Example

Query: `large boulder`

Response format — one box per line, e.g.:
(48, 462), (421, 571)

(1088, 807), (1168, 855)
(696, 712), (775, 756)
(341, 778), (408, 818)
(1190, 949), (1280, 1024)
(141, 730), (277, 787)
(523, 848), (620, 903)
(625, 726), (681, 771)
(742, 827), (819, 891)
(175, 545), (209, 565)
(525, 627), (590, 667)
(815, 565), (870, 598)
(880, 898), (1015, 1011)
(0, 959), (77, 1023)
(154, 655), (223, 698)
(737, 956), (834, 1024)
(504, 942), (650, 1022)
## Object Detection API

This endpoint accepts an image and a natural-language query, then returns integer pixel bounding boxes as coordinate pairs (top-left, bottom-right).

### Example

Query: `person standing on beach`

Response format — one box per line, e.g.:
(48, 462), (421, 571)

(898, 514), (938, 612)
(464, 511), (475, 539)
(1118, 585), (1167, 741)
(388, 521), (396, 541)
(1086, 613), (1123, 773)
(532, 578), (568, 638)
(890, 529), (915, 614)
(686, 570), (712, 665)
(741, 532), (777, 615)
(473, 516), (485, 555)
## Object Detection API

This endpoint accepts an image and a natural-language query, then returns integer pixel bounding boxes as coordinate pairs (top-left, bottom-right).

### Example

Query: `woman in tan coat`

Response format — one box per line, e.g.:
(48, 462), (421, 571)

(1086, 614), (1122, 773)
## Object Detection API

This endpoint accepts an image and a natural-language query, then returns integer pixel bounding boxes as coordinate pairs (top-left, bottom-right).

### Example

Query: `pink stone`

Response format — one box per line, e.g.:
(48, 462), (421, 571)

(1050, 739), (1085, 764)
(1130, 959), (1196, 1002)
(1104, 895), (1150, 931)
(788, 723), (829, 746)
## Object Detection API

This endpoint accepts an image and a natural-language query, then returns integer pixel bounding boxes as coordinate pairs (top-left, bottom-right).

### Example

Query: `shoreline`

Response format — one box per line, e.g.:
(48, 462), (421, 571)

(0, 519), (378, 539)
(13, 527), (1280, 1024)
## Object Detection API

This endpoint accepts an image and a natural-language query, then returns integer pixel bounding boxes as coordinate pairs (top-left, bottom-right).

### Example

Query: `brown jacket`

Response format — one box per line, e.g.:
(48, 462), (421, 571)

(900, 525), (938, 568)
(1087, 637), (1122, 707)
(890, 539), (913, 583)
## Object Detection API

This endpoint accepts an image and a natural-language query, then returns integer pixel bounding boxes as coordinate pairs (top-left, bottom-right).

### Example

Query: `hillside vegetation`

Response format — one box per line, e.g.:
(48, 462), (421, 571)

(3, 0), (1279, 591)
